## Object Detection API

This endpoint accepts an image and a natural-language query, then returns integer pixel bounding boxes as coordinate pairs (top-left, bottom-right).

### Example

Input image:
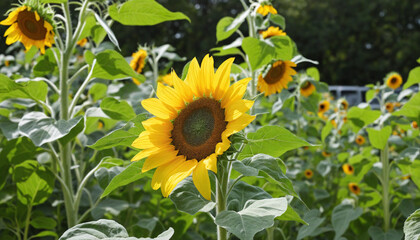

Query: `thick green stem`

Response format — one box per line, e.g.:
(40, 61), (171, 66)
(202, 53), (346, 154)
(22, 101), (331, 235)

(381, 143), (390, 231)
(216, 160), (230, 240)
(23, 204), (32, 240)
(296, 90), (302, 136)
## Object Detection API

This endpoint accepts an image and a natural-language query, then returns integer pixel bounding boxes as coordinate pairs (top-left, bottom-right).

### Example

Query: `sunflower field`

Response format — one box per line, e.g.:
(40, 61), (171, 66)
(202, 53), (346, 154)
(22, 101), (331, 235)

(0, 0), (419, 239)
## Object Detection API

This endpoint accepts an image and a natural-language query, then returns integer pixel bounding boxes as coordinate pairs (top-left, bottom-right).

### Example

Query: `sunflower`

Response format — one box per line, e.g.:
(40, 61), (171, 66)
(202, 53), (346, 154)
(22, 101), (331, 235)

(158, 73), (173, 87)
(0, 5), (55, 54)
(340, 99), (349, 110)
(331, 119), (337, 128)
(261, 26), (286, 39)
(300, 81), (315, 97)
(256, 4), (277, 16)
(401, 175), (411, 180)
(131, 55), (255, 200)
(5, 60), (10, 67)
(77, 38), (88, 47)
(355, 135), (365, 145)
(318, 100), (330, 113)
(342, 164), (354, 175)
(304, 169), (313, 179)
(322, 151), (332, 157)
(257, 60), (296, 96)
(385, 102), (394, 113)
(412, 121), (418, 129)
(130, 49), (147, 85)
(385, 73), (402, 90)
(348, 182), (360, 195)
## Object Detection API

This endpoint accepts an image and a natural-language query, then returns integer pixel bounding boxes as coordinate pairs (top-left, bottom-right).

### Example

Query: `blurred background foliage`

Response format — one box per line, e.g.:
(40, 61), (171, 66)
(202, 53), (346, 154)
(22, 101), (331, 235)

(1, 0), (419, 85)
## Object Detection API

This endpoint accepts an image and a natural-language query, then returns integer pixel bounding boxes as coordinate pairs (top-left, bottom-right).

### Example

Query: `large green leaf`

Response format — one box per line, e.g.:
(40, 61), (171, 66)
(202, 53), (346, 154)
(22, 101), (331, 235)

(13, 160), (54, 206)
(59, 219), (174, 240)
(88, 83), (108, 101)
(31, 216), (57, 230)
(239, 126), (313, 159)
(215, 198), (287, 240)
(18, 112), (83, 146)
(108, 0), (190, 26)
(100, 97), (136, 121)
(85, 50), (145, 82)
(403, 66), (420, 89)
(169, 177), (214, 215)
(33, 48), (58, 76)
(227, 181), (271, 212)
(232, 154), (298, 197)
(331, 204), (363, 240)
(404, 208), (420, 240)
(0, 115), (19, 140)
(366, 126), (392, 150)
(321, 121), (333, 142)
(0, 74), (48, 103)
(241, 37), (274, 71)
(297, 210), (329, 240)
(393, 92), (420, 120)
(216, 10), (248, 42)
(368, 226), (403, 240)
(347, 107), (381, 132)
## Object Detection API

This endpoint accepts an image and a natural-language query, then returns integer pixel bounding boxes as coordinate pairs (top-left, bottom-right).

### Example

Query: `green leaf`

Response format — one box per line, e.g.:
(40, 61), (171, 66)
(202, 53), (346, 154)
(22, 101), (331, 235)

(18, 112), (83, 146)
(227, 181), (271, 212)
(347, 107), (381, 132)
(366, 89), (377, 102)
(86, 50), (144, 82)
(368, 226), (403, 240)
(108, 0), (190, 26)
(297, 210), (328, 240)
(393, 92), (420, 120)
(169, 177), (214, 215)
(216, 17), (239, 42)
(306, 67), (320, 81)
(0, 115), (19, 140)
(100, 97), (136, 121)
(33, 48), (58, 76)
(101, 161), (149, 198)
(331, 204), (363, 240)
(58, 116), (84, 145)
(94, 13), (120, 50)
(242, 37), (274, 70)
(277, 206), (306, 225)
(403, 66), (420, 89)
(321, 121), (333, 142)
(269, 14), (286, 30)
(233, 154), (298, 198)
(366, 126), (392, 150)
(31, 216), (57, 230)
(89, 114), (146, 150)
(91, 25), (107, 46)
(91, 199), (129, 219)
(239, 126), (313, 159)
(59, 219), (174, 240)
(13, 160), (54, 206)
(29, 231), (58, 239)
(270, 36), (294, 61)
(211, 47), (243, 57)
(78, 15), (96, 41)
(404, 208), (420, 240)
(0, 74), (48, 103)
(94, 166), (124, 189)
(215, 198), (287, 240)
(89, 83), (108, 101)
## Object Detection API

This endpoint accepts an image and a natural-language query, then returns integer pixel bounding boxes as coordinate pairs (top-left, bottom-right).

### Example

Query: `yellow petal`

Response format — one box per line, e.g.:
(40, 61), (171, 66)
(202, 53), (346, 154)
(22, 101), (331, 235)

(221, 78), (251, 108)
(34, 11), (40, 21)
(192, 161), (211, 200)
(185, 58), (201, 97)
(142, 117), (173, 133)
(141, 98), (176, 120)
(213, 58), (234, 100)
(200, 54), (215, 97)
(0, 7), (22, 26)
(202, 154), (218, 173)
(151, 157), (185, 190)
(224, 113), (255, 137)
(142, 148), (179, 172)
(224, 99), (254, 121)
(171, 70), (194, 103)
(131, 147), (161, 162)
(215, 135), (231, 155)
(4, 23), (18, 36)
(161, 159), (197, 197)
(131, 131), (171, 149)
(156, 83), (185, 110)
(5, 31), (20, 45)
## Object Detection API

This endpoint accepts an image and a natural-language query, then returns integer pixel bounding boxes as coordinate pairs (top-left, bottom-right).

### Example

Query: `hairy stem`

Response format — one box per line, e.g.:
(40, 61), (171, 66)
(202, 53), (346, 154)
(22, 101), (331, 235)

(216, 160), (230, 240)
(381, 143), (390, 231)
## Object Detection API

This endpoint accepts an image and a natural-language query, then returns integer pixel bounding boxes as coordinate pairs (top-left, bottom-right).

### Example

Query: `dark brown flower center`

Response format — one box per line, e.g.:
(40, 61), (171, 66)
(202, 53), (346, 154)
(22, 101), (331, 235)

(390, 77), (397, 84)
(320, 104), (325, 110)
(18, 10), (46, 40)
(301, 81), (312, 90)
(171, 98), (227, 160)
(352, 185), (358, 191)
(264, 61), (286, 84)
(348, 166), (353, 171)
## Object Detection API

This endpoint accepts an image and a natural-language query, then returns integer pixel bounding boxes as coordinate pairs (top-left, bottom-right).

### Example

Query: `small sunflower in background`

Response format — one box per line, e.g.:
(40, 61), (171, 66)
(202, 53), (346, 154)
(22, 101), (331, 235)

(130, 49), (148, 85)
(385, 102), (394, 113)
(412, 121), (418, 129)
(304, 169), (313, 179)
(256, 4), (277, 16)
(355, 135), (365, 145)
(342, 164), (354, 175)
(257, 60), (296, 96)
(261, 26), (286, 39)
(401, 175), (411, 180)
(131, 55), (255, 200)
(385, 73), (403, 90)
(300, 81), (315, 97)
(348, 182), (361, 195)
(318, 100), (330, 113)
(322, 151), (332, 157)
(158, 73), (173, 87)
(0, 3), (55, 54)
(77, 38), (88, 47)
(340, 99), (349, 110)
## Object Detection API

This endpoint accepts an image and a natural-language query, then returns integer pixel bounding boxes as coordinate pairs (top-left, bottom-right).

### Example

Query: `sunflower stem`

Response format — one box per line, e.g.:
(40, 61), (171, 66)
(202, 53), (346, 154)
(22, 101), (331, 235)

(216, 159), (230, 240)
(381, 143), (391, 232)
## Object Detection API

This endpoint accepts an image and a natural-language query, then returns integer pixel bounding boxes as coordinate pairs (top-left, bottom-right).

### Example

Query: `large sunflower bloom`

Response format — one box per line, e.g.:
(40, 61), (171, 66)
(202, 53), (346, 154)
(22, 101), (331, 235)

(385, 73), (402, 90)
(300, 81), (315, 97)
(130, 49), (147, 85)
(1, 6), (55, 54)
(131, 55), (255, 200)
(256, 5), (277, 16)
(261, 26), (286, 39)
(258, 60), (296, 96)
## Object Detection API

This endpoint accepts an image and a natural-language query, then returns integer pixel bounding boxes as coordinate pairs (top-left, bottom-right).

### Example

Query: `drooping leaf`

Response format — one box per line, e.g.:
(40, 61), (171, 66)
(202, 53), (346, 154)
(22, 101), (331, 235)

(403, 66), (420, 89)
(331, 204), (363, 240)
(239, 126), (313, 159)
(241, 37), (275, 71)
(94, 13), (120, 50)
(33, 48), (58, 76)
(269, 14), (286, 30)
(0, 74), (48, 103)
(216, 17), (239, 42)
(297, 209), (328, 240)
(215, 198), (287, 240)
(347, 107), (381, 132)
(366, 126), (392, 150)
(404, 208), (420, 240)
(108, 0), (190, 26)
